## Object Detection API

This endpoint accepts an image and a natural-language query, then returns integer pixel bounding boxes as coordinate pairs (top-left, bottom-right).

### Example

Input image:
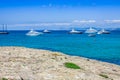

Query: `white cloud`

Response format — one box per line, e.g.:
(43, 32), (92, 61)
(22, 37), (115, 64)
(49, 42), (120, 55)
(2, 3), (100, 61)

(39, 23), (71, 26)
(73, 20), (79, 23)
(41, 3), (52, 8)
(41, 5), (47, 8)
(104, 20), (120, 23)
(48, 3), (52, 7)
(9, 22), (72, 27)
(9, 20), (97, 28)
(73, 20), (96, 23)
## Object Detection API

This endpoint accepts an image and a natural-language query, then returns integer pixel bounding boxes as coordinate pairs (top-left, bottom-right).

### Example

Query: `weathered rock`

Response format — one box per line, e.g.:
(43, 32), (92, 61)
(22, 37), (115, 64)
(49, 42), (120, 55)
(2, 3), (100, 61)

(0, 47), (120, 80)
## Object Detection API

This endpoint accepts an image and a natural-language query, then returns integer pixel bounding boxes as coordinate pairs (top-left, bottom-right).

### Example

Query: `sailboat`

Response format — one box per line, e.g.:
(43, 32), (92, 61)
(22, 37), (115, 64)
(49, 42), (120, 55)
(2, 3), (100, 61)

(26, 29), (43, 36)
(0, 24), (9, 34)
(43, 29), (51, 33)
(69, 29), (82, 34)
(97, 29), (110, 34)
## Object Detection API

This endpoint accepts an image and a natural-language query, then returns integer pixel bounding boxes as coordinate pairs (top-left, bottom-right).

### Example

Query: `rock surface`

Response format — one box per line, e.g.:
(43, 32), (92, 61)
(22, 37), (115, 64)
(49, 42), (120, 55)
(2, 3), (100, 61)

(0, 47), (120, 80)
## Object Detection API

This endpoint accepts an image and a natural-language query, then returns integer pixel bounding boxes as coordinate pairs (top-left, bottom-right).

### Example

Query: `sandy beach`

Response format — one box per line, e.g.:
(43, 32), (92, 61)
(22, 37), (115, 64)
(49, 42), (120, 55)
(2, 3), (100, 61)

(0, 46), (120, 80)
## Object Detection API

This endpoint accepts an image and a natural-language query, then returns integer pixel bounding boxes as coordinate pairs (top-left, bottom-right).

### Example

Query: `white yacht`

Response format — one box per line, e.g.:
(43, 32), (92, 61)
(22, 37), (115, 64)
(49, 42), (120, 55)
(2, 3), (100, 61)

(26, 29), (43, 36)
(85, 27), (97, 34)
(43, 29), (51, 33)
(69, 29), (82, 34)
(97, 29), (110, 34)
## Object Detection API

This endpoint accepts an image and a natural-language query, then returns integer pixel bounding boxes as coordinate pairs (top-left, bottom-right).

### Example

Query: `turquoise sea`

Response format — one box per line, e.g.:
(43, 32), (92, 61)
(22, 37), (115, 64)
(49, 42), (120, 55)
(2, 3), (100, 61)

(0, 30), (120, 65)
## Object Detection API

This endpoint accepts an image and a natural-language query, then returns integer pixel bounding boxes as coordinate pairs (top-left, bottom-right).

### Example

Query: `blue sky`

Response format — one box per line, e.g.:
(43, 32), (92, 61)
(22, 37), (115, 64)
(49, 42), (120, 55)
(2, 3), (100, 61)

(0, 0), (120, 30)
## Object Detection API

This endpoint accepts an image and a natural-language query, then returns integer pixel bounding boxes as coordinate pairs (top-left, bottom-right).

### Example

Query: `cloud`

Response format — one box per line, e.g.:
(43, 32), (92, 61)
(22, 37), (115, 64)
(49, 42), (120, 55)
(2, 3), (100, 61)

(104, 20), (120, 23)
(39, 23), (71, 26)
(9, 22), (72, 27)
(41, 5), (47, 8)
(73, 20), (96, 23)
(9, 20), (97, 28)
(48, 3), (52, 7)
(41, 3), (52, 8)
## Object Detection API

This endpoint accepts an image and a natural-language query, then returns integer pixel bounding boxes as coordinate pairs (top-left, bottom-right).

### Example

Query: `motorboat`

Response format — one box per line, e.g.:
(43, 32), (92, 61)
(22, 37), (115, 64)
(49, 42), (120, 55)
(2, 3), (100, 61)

(26, 29), (43, 36)
(69, 29), (82, 34)
(85, 27), (97, 34)
(43, 29), (51, 33)
(97, 29), (110, 34)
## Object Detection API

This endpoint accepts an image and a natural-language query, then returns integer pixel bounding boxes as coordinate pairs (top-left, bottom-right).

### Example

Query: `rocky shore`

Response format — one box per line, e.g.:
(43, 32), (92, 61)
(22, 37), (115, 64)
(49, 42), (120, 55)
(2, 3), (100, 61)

(0, 47), (120, 80)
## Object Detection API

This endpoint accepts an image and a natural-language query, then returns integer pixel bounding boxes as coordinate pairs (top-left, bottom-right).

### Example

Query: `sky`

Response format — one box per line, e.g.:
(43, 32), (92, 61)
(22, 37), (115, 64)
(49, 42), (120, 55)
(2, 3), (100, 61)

(0, 0), (120, 30)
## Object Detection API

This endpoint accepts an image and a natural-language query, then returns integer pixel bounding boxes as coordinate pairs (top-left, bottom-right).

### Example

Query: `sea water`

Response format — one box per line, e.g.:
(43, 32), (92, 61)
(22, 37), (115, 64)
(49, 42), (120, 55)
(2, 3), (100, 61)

(0, 30), (120, 65)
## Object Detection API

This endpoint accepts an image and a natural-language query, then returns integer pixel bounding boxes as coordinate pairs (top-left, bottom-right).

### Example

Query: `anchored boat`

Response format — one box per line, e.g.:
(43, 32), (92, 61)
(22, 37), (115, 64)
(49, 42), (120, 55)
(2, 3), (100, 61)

(69, 29), (82, 34)
(43, 29), (51, 33)
(26, 29), (43, 36)
(0, 24), (9, 34)
(97, 29), (110, 34)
